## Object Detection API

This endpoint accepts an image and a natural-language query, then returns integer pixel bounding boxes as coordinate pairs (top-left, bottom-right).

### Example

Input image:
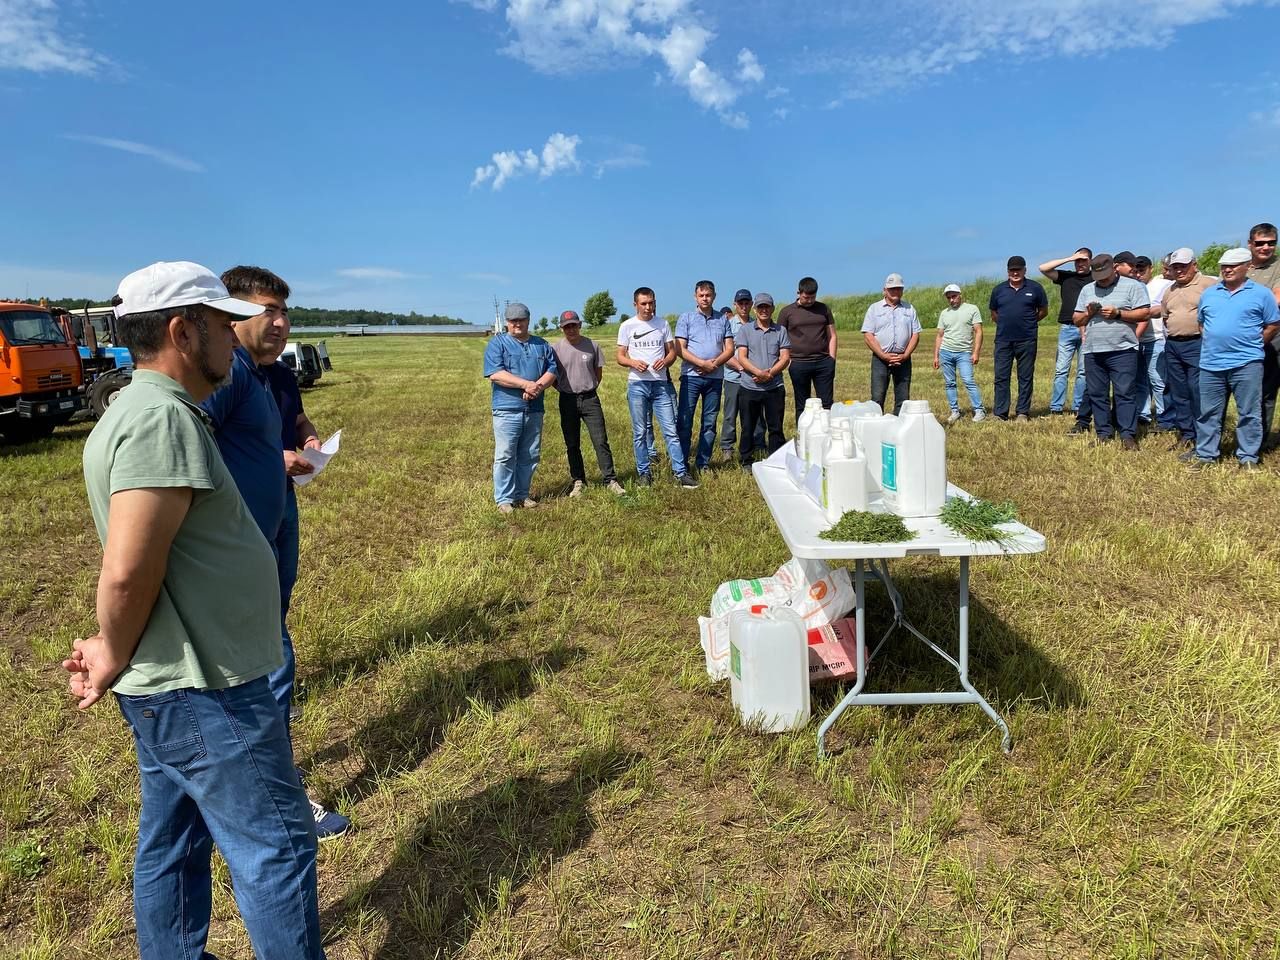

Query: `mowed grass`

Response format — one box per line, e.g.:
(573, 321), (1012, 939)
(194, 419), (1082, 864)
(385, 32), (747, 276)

(3, 324), (1280, 959)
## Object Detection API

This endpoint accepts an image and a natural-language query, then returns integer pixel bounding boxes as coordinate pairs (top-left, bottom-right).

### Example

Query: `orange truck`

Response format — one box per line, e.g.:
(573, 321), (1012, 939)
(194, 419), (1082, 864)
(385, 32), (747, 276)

(0, 301), (85, 442)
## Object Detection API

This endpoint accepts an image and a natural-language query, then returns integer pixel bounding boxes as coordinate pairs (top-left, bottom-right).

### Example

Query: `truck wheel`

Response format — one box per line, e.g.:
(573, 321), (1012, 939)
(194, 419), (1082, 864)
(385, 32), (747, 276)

(90, 373), (130, 418)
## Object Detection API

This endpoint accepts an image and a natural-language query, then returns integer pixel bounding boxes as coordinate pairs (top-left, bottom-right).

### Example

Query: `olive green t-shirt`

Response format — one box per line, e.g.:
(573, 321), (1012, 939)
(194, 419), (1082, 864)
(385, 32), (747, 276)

(82, 369), (282, 695)
(936, 303), (983, 352)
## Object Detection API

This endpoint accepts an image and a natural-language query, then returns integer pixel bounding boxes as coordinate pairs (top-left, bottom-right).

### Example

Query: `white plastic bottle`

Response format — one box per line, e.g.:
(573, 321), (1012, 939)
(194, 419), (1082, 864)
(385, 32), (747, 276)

(795, 398), (823, 460)
(823, 429), (870, 521)
(728, 607), (811, 733)
(805, 413), (831, 467)
(881, 399), (946, 517)
(856, 413), (898, 489)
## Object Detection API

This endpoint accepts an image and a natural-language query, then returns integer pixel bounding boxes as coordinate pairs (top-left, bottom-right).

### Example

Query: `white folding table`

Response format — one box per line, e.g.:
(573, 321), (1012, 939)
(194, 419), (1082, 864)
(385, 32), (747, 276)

(752, 457), (1046, 756)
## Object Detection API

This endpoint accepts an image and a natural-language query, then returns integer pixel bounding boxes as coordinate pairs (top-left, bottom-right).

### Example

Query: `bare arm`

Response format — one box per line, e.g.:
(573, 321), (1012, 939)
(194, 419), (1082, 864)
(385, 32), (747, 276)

(863, 331), (891, 361)
(900, 331), (920, 360)
(1037, 256), (1071, 280)
(64, 487), (192, 708)
(971, 323), (983, 362)
(827, 322), (838, 360)
(284, 412), (321, 477)
(617, 345), (644, 372)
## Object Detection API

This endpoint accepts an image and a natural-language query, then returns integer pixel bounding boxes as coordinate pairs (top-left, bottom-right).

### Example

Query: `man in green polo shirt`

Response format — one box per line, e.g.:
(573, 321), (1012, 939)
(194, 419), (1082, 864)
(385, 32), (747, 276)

(63, 261), (326, 960)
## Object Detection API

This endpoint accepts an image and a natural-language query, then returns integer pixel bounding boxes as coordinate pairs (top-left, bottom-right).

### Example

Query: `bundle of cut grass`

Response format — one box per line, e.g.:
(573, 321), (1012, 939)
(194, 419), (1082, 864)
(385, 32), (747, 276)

(819, 510), (912, 543)
(939, 497), (1018, 541)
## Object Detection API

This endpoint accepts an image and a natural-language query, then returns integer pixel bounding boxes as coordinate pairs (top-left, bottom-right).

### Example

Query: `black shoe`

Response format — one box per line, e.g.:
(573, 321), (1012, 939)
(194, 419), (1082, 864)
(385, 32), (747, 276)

(677, 474), (700, 489)
(636, 473), (653, 486)
(1121, 438), (1139, 451)
(1168, 437), (1193, 451)
(1067, 423), (1090, 435)
(1176, 449), (1199, 463)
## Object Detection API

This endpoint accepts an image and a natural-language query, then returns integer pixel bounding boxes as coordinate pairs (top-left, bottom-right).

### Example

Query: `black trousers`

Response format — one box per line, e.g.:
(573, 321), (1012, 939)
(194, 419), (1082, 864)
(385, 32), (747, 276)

(993, 337), (1037, 417)
(740, 386), (786, 463)
(870, 355), (912, 415)
(558, 389), (616, 483)
(1262, 340), (1280, 444)
(788, 356), (836, 423)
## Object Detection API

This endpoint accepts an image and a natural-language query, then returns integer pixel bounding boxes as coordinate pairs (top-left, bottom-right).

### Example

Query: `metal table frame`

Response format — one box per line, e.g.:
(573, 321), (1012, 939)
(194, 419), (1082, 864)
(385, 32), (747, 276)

(751, 455), (1046, 756)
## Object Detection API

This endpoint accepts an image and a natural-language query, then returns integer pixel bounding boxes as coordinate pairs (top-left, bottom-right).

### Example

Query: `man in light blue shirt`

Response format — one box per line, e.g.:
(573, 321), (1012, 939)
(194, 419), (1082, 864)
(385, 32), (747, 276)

(861, 273), (921, 414)
(483, 302), (559, 511)
(1072, 253), (1150, 449)
(1189, 248), (1280, 467)
(675, 280), (734, 472)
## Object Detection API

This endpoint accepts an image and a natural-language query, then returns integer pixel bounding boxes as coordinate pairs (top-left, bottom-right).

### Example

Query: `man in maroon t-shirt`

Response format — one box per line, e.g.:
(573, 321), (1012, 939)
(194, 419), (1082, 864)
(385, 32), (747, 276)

(777, 276), (838, 423)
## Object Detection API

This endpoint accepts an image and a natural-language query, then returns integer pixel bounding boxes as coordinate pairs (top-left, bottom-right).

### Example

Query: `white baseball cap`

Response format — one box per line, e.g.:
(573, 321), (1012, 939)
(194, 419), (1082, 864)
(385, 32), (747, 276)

(1218, 247), (1251, 266)
(884, 273), (905, 288)
(1168, 247), (1195, 265)
(114, 261), (266, 320)
(943, 283), (962, 294)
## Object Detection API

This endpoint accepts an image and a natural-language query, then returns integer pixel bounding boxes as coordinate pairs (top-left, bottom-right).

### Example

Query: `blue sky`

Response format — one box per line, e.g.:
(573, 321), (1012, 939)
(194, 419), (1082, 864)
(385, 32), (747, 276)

(3, 0), (1280, 322)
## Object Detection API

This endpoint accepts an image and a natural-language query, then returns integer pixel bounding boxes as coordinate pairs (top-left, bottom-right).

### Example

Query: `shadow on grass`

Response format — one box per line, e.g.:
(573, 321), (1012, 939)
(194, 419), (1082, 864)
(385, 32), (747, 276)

(323, 748), (642, 960)
(810, 567), (1085, 720)
(301, 596), (536, 694)
(305, 647), (584, 803)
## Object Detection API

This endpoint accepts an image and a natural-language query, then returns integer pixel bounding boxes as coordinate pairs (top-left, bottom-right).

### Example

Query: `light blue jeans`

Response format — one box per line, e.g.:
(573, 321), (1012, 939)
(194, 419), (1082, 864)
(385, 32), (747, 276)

(1196, 361), (1263, 463)
(1136, 338), (1169, 425)
(1051, 324), (1087, 412)
(938, 349), (984, 412)
(627, 379), (687, 477)
(492, 408), (544, 504)
(116, 677), (324, 960)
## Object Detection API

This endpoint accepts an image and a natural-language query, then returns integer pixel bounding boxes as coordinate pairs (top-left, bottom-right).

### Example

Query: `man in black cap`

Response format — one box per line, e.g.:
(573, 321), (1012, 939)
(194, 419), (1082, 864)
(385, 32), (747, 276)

(988, 256), (1048, 420)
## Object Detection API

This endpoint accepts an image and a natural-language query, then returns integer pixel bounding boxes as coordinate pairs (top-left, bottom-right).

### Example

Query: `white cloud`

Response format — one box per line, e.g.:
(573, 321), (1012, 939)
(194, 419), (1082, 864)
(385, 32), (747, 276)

(472, 1), (762, 127)
(0, 0), (108, 75)
(1252, 105), (1280, 127)
(61, 134), (204, 172)
(822, 0), (1280, 103)
(772, 107), (789, 120)
(765, 85), (788, 100)
(592, 142), (648, 178)
(472, 131), (581, 190)
(336, 267), (416, 280)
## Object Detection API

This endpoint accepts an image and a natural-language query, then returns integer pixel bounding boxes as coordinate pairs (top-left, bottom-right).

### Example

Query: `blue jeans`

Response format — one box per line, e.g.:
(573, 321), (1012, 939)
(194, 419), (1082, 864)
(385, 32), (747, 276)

(993, 338), (1037, 417)
(270, 486), (299, 725)
(1084, 349), (1139, 440)
(1196, 361), (1263, 463)
(1050, 325), (1087, 412)
(116, 677), (324, 960)
(677, 374), (723, 470)
(627, 379), (686, 477)
(492, 409), (543, 504)
(1135, 339), (1170, 425)
(1164, 337), (1202, 441)
(938, 349), (984, 412)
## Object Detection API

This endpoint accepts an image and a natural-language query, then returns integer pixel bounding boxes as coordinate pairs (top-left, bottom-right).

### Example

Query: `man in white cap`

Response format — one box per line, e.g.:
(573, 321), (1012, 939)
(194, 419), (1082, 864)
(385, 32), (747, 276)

(932, 284), (986, 422)
(1158, 248), (1217, 450)
(1072, 253), (1151, 450)
(861, 273), (921, 414)
(1188, 247), (1280, 468)
(64, 262), (327, 959)
(483, 302), (559, 512)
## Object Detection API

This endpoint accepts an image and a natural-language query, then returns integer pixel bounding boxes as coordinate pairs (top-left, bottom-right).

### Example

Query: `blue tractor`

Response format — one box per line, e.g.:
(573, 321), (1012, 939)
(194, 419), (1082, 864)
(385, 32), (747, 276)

(61, 304), (135, 417)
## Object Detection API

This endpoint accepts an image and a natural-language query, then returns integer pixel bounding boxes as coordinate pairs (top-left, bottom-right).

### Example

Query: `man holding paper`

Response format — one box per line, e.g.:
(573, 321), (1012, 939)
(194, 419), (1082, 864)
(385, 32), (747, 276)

(200, 265), (350, 840)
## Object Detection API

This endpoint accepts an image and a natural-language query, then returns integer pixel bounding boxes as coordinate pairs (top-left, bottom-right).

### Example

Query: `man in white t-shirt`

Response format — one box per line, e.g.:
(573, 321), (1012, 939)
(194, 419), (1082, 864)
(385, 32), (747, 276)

(616, 287), (698, 488)
(1137, 255), (1176, 430)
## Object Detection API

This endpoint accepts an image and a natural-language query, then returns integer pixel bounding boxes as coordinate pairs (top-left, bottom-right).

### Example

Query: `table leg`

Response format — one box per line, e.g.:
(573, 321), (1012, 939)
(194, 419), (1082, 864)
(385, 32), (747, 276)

(817, 559), (866, 759)
(956, 557), (1012, 753)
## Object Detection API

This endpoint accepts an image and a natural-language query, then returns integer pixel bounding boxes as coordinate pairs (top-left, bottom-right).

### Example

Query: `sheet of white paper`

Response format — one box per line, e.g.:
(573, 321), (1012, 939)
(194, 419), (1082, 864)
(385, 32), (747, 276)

(292, 429), (341, 487)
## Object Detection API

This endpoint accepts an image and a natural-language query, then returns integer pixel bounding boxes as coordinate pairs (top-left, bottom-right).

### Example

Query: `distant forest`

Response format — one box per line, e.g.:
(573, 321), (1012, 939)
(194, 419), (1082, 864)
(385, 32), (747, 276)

(29, 299), (466, 326)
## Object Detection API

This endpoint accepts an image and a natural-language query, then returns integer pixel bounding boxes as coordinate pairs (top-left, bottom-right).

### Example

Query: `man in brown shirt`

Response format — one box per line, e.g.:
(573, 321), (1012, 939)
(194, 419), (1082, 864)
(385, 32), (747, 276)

(1159, 248), (1218, 448)
(777, 276), (837, 423)
(1246, 222), (1280, 448)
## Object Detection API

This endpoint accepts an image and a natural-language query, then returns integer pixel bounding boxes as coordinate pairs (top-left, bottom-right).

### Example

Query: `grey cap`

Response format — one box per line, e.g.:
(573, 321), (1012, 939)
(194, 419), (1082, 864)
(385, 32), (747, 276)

(753, 292), (775, 308)
(1218, 247), (1252, 266)
(943, 283), (962, 295)
(1169, 247), (1195, 265)
(884, 273), (905, 289)
(504, 302), (531, 321)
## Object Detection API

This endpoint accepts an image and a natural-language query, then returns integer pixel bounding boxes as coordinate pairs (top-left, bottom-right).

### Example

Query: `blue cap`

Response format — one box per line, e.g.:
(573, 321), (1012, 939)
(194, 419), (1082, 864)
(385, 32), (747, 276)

(733, 288), (752, 303)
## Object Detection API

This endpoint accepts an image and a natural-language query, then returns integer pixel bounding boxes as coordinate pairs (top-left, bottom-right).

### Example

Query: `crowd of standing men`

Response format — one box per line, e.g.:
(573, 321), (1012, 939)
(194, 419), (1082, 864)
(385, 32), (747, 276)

(483, 224), (1280, 508)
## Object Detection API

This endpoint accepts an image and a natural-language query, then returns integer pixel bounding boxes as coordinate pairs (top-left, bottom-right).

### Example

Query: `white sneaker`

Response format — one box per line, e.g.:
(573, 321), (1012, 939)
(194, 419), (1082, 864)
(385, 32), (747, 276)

(497, 502), (514, 514)
(568, 480), (586, 498)
(973, 410), (987, 422)
(521, 498), (539, 509)
(606, 479), (626, 495)
(947, 410), (962, 424)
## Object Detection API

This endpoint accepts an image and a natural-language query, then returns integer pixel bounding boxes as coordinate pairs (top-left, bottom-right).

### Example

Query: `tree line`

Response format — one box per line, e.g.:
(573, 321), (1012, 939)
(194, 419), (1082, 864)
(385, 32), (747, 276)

(17, 299), (466, 327)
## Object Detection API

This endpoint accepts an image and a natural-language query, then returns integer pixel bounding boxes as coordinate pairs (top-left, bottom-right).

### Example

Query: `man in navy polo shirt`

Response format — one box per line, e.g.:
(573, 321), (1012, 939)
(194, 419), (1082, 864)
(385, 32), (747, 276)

(205, 265), (350, 841)
(1189, 247), (1280, 468)
(988, 256), (1048, 420)
(675, 280), (734, 472)
(483, 302), (559, 512)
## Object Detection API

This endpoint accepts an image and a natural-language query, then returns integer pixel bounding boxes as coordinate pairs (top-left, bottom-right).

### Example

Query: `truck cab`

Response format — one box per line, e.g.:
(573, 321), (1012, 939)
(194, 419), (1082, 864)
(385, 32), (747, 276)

(0, 302), (85, 441)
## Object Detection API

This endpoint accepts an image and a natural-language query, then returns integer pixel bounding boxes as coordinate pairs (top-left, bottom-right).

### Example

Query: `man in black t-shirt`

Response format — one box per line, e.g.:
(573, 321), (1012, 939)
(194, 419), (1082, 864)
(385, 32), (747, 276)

(1039, 247), (1092, 415)
(777, 276), (838, 423)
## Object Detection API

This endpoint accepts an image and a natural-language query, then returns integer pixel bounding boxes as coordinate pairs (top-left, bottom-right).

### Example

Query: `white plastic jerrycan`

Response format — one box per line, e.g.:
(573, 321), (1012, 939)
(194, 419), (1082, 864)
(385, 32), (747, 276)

(856, 413), (898, 489)
(795, 398), (824, 460)
(728, 607), (811, 733)
(881, 399), (946, 518)
(824, 428), (870, 521)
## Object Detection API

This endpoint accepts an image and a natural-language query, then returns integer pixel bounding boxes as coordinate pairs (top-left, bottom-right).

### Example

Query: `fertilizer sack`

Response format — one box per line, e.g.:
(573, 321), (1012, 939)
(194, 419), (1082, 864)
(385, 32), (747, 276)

(699, 557), (854, 681)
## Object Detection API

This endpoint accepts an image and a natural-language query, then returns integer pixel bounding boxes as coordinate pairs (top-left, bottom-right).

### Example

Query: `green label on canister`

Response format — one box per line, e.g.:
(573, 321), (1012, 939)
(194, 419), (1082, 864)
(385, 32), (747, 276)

(882, 442), (897, 492)
(730, 642), (741, 680)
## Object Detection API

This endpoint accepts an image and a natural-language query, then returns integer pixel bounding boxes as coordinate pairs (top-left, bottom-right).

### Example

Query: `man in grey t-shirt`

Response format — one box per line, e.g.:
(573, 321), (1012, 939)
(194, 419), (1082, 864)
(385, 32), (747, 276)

(1073, 253), (1151, 448)
(65, 261), (325, 960)
(552, 310), (624, 496)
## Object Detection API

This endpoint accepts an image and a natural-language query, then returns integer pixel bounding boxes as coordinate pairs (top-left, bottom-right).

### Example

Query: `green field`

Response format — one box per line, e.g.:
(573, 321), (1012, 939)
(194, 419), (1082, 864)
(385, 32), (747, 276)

(3, 325), (1279, 959)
